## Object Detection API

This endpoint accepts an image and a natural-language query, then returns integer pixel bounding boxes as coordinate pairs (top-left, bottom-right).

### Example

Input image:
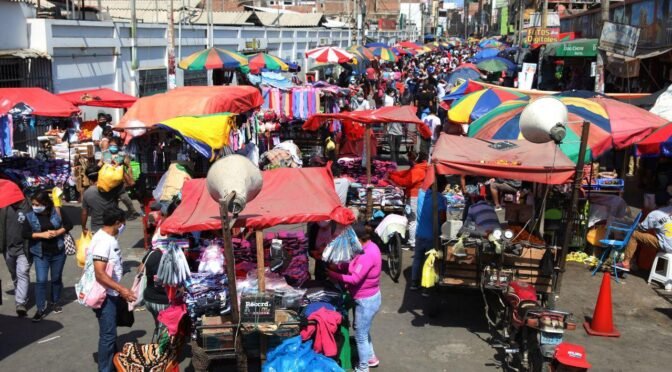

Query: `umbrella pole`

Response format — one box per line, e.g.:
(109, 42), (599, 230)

(366, 125), (373, 220)
(554, 120), (590, 295)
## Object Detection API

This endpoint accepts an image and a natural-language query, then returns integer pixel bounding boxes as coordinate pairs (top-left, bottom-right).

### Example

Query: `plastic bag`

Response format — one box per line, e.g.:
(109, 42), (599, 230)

(198, 244), (225, 274)
(421, 249), (439, 288)
(264, 336), (343, 372)
(98, 163), (124, 192)
(322, 226), (363, 264)
(76, 231), (92, 268)
(75, 252), (113, 308)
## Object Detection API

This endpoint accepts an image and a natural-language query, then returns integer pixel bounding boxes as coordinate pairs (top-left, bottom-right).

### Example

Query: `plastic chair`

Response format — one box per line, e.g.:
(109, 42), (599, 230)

(591, 212), (642, 281)
(648, 252), (672, 291)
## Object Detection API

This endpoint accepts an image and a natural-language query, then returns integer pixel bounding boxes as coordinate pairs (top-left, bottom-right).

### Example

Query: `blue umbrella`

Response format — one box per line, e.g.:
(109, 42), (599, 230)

(365, 42), (388, 48)
(448, 68), (482, 86)
(472, 48), (500, 62)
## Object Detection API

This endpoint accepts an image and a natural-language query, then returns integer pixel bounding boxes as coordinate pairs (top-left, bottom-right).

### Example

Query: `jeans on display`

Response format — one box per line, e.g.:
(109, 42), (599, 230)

(354, 291), (381, 371)
(33, 250), (66, 311)
(411, 238), (433, 285)
(4, 253), (31, 307)
(94, 295), (119, 372)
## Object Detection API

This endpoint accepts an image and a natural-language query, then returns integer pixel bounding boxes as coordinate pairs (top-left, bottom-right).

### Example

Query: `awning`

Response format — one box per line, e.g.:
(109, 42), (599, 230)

(605, 48), (672, 78)
(58, 88), (137, 109)
(160, 166), (355, 234)
(543, 39), (598, 58)
(0, 49), (51, 59)
(116, 86), (263, 129)
(0, 88), (79, 117)
(303, 106), (432, 139)
(428, 134), (576, 185)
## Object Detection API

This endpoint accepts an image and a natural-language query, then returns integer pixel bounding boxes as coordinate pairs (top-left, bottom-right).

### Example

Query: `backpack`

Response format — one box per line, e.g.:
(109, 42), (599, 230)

(75, 245), (113, 309)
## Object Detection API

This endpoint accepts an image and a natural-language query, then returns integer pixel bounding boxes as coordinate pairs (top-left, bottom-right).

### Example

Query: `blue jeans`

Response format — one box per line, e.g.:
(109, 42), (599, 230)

(354, 291), (381, 371)
(94, 295), (119, 372)
(33, 251), (66, 311)
(411, 238), (433, 284)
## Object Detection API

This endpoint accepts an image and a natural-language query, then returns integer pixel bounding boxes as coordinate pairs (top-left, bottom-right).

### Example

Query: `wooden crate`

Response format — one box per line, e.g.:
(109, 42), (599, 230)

(503, 246), (555, 268)
(199, 315), (235, 352)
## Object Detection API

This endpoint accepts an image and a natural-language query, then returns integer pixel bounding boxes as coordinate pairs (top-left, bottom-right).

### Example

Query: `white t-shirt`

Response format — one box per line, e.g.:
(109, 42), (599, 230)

(334, 177), (351, 205)
(384, 94), (395, 107)
(90, 229), (123, 296)
(639, 206), (672, 252)
(423, 114), (442, 141)
(92, 125), (104, 142)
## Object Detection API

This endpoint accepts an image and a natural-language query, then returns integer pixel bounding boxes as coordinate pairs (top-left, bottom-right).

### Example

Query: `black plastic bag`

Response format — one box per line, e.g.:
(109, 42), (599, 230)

(116, 299), (135, 328)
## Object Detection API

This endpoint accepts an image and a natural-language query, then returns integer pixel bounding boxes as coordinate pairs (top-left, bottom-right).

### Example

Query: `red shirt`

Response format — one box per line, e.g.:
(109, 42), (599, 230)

(366, 67), (376, 80)
(388, 162), (429, 197)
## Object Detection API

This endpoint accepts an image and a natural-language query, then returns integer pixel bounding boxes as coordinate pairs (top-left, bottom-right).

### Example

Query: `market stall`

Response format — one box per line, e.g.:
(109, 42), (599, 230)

(57, 88), (137, 109)
(157, 165), (356, 369)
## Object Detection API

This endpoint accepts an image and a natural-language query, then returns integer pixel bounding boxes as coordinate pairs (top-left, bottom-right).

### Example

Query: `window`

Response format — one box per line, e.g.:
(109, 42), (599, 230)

(138, 68), (167, 97)
(183, 70), (207, 86)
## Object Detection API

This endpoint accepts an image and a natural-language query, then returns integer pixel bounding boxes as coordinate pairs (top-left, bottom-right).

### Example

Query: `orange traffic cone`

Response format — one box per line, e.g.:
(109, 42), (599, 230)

(583, 272), (620, 337)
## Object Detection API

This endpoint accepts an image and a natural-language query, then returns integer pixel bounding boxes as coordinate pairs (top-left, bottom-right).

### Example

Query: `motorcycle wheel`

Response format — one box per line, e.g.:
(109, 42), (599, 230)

(527, 331), (552, 372)
(387, 232), (403, 282)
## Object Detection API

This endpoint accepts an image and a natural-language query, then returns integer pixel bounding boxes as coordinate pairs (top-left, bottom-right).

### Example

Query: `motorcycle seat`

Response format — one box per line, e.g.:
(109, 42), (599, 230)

(517, 300), (541, 319)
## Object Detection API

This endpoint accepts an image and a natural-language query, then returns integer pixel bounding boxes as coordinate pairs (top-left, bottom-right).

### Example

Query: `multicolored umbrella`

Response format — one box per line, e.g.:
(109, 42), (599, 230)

(448, 67), (482, 86)
(476, 57), (516, 73)
(365, 42), (388, 48)
(468, 96), (668, 162)
(305, 46), (354, 64)
(178, 47), (248, 70)
(636, 122), (672, 157)
(155, 113), (235, 160)
(448, 88), (528, 124)
(247, 53), (289, 74)
(398, 41), (423, 49)
(479, 39), (504, 49)
(348, 46), (375, 60)
(370, 46), (397, 62)
(442, 79), (484, 102)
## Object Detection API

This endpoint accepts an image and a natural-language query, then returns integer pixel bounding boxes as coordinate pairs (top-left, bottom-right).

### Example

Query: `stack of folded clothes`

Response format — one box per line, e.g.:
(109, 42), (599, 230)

(336, 158), (396, 186)
(185, 272), (230, 336)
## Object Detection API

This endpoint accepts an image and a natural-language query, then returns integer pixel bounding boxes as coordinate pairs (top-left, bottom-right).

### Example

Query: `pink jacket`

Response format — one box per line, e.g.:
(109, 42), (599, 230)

(328, 240), (381, 300)
(300, 307), (342, 357)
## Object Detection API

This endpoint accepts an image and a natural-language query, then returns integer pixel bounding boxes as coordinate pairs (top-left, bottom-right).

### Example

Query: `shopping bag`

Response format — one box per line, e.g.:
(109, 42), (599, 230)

(98, 163), (124, 192)
(117, 299), (135, 327)
(421, 249), (439, 288)
(75, 253), (113, 309)
(76, 231), (92, 268)
(128, 272), (146, 311)
(63, 233), (77, 255)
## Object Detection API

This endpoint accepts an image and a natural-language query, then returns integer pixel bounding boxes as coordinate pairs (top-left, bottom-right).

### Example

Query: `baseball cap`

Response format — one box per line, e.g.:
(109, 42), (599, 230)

(554, 343), (591, 369)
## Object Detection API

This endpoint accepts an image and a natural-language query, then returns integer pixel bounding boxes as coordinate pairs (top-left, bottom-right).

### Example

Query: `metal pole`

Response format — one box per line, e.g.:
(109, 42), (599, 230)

(517, 0), (525, 47)
(219, 193), (240, 323)
(365, 125), (373, 220)
(167, 0), (176, 90)
(432, 165), (440, 257)
(554, 121), (590, 294)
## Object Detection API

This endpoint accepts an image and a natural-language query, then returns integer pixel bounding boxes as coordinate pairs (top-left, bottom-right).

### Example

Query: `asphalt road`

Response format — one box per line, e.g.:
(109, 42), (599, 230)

(1, 204), (672, 371)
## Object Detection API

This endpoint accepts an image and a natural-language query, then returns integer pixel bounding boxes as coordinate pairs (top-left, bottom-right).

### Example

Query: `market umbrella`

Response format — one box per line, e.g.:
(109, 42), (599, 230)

(456, 63), (481, 73)
(442, 79), (484, 102)
(476, 57), (516, 73)
(0, 180), (24, 208)
(479, 39), (504, 49)
(178, 47), (248, 70)
(365, 42), (388, 48)
(348, 46), (375, 60)
(448, 88), (528, 124)
(370, 46), (397, 62)
(472, 48), (500, 62)
(398, 41), (423, 49)
(391, 47), (407, 56)
(401, 47), (418, 56)
(468, 97), (668, 162)
(247, 53), (289, 74)
(636, 122), (672, 157)
(305, 46), (354, 64)
(448, 67), (482, 86)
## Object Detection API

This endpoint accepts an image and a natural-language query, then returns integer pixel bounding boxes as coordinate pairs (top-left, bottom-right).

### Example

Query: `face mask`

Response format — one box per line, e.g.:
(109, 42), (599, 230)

(109, 146), (119, 153)
(117, 223), (126, 237)
(32, 205), (46, 214)
(357, 97), (364, 102)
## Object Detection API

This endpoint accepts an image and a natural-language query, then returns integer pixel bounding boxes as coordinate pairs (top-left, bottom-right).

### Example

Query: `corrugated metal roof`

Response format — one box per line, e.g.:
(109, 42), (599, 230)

(191, 11), (254, 26)
(250, 12), (325, 27)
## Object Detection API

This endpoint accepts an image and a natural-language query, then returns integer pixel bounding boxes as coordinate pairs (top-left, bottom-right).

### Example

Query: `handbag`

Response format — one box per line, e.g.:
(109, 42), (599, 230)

(128, 250), (154, 311)
(64, 233), (76, 255)
(117, 298), (135, 327)
(75, 253), (113, 309)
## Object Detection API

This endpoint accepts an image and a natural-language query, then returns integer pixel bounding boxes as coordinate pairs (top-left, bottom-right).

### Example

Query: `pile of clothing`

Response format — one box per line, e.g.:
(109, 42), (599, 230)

(185, 272), (230, 335)
(0, 158), (71, 189)
(336, 158), (396, 185)
(348, 185), (404, 207)
(261, 86), (321, 120)
(259, 141), (303, 170)
(444, 191), (465, 208)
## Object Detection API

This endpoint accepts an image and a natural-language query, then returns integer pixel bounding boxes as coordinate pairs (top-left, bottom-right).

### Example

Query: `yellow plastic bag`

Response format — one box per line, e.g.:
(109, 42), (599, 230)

(51, 187), (63, 207)
(421, 249), (439, 288)
(76, 231), (92, 268)
(98, 163), (124, 192)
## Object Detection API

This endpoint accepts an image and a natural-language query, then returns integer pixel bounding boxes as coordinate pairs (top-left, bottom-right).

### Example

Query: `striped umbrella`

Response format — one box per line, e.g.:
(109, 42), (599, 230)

(479, 39), (504, 49)
(370, 46), (397, 62)
(468, 96), (667, 162)
(348, 46), (375, 60)
(305, 46), (354, 64)
(448, 88), (528, 124)
(178, 47), (248, 70)
(442, 79), (484, 102)
(247, 53), (289, 74)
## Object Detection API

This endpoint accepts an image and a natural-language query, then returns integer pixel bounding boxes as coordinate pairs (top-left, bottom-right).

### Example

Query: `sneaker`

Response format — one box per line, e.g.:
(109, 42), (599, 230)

(32, 310), (46, 323)
(16, 304), (27, 318)
(409, 284), (420, 291)
(495, 206), (503, 211)
(51, 304), (63, 314)
(614, 262), (630, 272)
(368, 356), (380, 368)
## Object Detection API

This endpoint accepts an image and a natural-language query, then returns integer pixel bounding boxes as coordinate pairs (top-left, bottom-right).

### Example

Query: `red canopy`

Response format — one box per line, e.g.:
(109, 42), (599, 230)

(303, 106), (432, 139)
(116, 86), (263, 129)
(0, 88), (79, 117)
(160, 166), (355, 234)
(427, 134), (576, 186)
(0, 180), (25, 208)
(58, 88), (137, 109)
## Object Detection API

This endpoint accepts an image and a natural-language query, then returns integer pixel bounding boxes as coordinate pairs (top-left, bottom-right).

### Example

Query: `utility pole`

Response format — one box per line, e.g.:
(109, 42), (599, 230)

(517, 0), (525, 47)
(541, 0), (548, 28)
(167, 0), (176, 90)
(595, 0), (609, 93)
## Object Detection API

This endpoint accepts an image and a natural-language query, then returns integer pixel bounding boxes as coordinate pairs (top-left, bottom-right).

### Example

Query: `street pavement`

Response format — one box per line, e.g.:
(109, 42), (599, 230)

(1, 203), (672, 371)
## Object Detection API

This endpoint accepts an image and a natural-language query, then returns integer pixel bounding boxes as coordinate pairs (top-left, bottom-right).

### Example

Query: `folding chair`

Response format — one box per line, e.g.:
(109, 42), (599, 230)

(591, 212), (642, 282)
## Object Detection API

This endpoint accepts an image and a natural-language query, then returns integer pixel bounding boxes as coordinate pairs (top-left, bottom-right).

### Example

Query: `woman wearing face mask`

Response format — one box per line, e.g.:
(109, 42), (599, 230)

(101, 137), (142, 221)
(22, 190), (73, 322)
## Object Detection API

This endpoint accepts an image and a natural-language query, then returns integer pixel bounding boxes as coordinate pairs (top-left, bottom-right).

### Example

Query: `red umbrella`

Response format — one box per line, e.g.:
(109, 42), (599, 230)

(398, 41), (423, 49)
(305, 47), (354, 64)
(0, 180), (24, 208)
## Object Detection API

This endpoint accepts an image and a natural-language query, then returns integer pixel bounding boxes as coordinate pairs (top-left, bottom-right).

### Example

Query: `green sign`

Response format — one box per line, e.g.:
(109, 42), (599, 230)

(546, 39), (598, 58)
(500, 7), (509, 36)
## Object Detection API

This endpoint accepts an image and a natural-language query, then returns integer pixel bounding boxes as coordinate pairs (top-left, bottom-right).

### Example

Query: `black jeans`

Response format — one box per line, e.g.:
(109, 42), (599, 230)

(388, 135), (402, 164)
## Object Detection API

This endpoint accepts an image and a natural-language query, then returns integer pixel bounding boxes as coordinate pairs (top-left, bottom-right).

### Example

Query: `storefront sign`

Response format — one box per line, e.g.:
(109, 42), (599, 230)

(525, 27), (559, 46)
(241, 294), (275, 323)
(599, 22), (640, 57)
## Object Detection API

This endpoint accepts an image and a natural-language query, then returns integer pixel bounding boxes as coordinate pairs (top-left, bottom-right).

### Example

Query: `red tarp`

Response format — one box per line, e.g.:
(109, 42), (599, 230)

(0, 180), (25, 208)
(426, 134), (576, 186)
(0, 88), (79, 117)
(303, 106), (432, 139)
(160, 166), (355, 234)
(58, 88), (137, 109)
(116, 86), (263, 129)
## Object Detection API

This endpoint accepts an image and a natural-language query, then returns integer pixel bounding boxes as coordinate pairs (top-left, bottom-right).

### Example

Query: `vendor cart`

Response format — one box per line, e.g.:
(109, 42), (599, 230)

(160, 166), (355, 371)
(424, 134), (578, 305)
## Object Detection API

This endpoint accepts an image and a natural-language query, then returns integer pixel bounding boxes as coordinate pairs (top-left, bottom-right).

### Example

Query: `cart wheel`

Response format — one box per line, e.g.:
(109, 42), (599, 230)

(387, 232), (403, 282)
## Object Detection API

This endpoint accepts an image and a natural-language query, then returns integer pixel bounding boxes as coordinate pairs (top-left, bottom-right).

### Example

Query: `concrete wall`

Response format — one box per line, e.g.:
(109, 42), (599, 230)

(0, 2), (30, 50)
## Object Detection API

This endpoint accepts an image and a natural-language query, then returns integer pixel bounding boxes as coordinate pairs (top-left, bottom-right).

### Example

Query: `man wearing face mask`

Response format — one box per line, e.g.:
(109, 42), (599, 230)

(90, 207), (137, 372)
(92, 113), (111, 151)
(353, 92), (370, 111)
(1, 191), (31, 318)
